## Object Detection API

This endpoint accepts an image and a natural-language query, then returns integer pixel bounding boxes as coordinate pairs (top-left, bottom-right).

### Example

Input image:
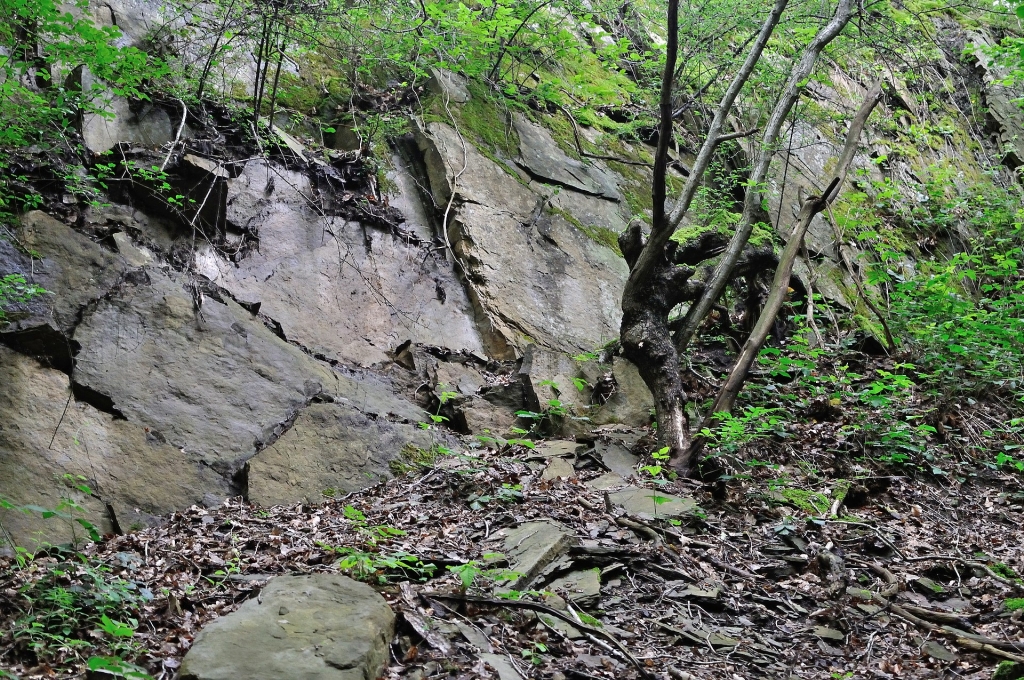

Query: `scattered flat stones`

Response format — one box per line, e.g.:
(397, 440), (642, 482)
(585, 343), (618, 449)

(606, 487), (697, 520)
(811, 626), (845, 642)
(531, 440), (585, 459)
(502, 521), (574, 589)
(910, 576), (946, 597)
(668, 584), (721, 603)
(478, 652), (525, 680)
(587, 472), (627, 491)
(179, 574), (394, 680)
(594, 438), (639, 478)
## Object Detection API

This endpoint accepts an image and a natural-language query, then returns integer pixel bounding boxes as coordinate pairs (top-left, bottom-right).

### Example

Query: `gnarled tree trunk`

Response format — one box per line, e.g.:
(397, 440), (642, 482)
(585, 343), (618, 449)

(619, 0), (857, 477)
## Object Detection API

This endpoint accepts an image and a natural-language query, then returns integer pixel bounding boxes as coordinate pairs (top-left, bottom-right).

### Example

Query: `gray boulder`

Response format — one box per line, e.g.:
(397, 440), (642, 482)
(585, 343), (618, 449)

(519, 345), (590, 414)
(72, 266), (424, 472)
(70, 67), (177, 154)
(1, 211), (127, 370)
(179, 574), (394, 680)
(415, 121), (627, 358)
(501, 521), (575, 589)
(590, 357), (654, 427)
(197, 159), (486, 367)
(247, 402), (444, 506)
(0, 346), (228, 551)
(426, 67), (471, 104)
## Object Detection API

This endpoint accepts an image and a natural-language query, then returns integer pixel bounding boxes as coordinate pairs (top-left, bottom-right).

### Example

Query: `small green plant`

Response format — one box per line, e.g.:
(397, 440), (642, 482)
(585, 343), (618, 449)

(86, 655), (153, 679)
(423, 385), (459, 429)
(640, 446), (671, 478)
(447, 554), (522, 593)
(467, 484), (523, 510)
(699, 406), (788, 458)
(1004, 598), (1024, 611)
(991, 563), (1021, 581)
(9, 553), (152, 664)
(389, 442), (453, 474)
(521, 640), (548, 665)
(0, 273), (48, 321)
(322, 546), (437, 584)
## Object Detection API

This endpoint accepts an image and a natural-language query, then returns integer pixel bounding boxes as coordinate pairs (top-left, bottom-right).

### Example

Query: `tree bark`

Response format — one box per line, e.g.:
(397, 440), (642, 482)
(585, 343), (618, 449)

(619, 0), (789, 477)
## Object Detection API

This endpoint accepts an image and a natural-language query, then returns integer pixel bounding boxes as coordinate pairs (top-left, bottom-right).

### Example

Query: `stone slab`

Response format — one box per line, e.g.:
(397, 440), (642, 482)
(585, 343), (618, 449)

(502, 521), (574, 589)
(606, 487), (696, 520)
(179, 574), (394, 680)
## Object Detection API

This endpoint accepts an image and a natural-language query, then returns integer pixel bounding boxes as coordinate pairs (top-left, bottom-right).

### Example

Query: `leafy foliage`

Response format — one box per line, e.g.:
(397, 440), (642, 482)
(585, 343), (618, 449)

(0, 273), (47, 321)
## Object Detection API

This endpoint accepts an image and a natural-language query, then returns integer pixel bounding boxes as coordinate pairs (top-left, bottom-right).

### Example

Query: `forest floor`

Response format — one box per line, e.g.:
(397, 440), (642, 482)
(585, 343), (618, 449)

(1, 428), (1023, 680)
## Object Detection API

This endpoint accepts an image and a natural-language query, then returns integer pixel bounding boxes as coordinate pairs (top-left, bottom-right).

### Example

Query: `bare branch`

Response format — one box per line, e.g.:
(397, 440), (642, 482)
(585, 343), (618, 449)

(672, 0), (857, 353)
(652, 0), (680, 232)
(693, 82), (883, 450)
(715, 127), (760, 144)
(623, 0), (789, 300)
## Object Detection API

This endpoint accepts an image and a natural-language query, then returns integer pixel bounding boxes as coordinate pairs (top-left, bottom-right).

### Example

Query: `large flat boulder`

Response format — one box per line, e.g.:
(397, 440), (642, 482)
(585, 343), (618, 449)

(179, 574), (394, 680)
(501, 521), (575, 589)
(415, 121), (628, 358)
(607, 487), (696, 520)
(0, 346), (228, 551)
(72, 266), (424, 472)
(247, 402), (444, 506)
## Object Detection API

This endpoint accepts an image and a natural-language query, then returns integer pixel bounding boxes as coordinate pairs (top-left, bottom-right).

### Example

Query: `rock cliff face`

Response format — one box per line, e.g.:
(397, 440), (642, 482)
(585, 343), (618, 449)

(1, 0), (1022, 549)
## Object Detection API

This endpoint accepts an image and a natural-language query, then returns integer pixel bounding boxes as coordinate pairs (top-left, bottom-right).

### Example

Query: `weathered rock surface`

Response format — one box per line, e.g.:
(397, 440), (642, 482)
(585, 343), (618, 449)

(501, 521), (575, 589)
(197, 159), (487, 366)
(179, 574), (394, 680)
(0, 346), (227, 550)
(547, 568), (601, 607)
(970, 32), (1024, 170)
(540, 457), (576, 481)
(247, 402), (445, 506)
(606, 487), (696, 520)
(519, 345), (590, 413)
(512, 114), (622, 201)
(426, 68), (471, 104)
(416, 121), (628, 357)
(72, 266), (424, 472)
(0, 211), (127, 369)
(70, 67), (179, 154)
(590, 357), (654, 427)
(594, 438), (640, 478)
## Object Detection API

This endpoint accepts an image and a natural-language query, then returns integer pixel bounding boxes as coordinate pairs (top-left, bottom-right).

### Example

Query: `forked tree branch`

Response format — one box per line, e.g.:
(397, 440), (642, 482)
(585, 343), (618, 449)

(623, 0), (789, 303)
(671, 0), (856, 353)
(692, 82), (883, 450)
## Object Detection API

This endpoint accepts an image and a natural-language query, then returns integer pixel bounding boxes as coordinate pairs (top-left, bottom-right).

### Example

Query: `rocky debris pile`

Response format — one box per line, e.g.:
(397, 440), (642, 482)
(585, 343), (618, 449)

(2, 434), (1023, 680)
